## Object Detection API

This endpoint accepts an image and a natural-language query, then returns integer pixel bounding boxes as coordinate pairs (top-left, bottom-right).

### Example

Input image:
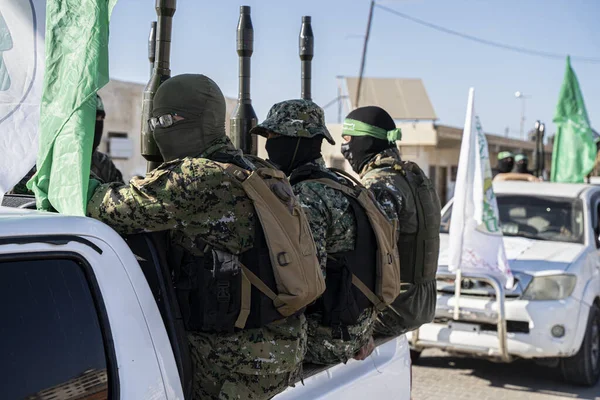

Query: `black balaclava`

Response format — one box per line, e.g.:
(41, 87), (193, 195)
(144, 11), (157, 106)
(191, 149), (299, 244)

(93, 119), (104, 151)
(265, 136), (323, 176)
(93, 95), (106, 151)
(341, 106), (397, 174)
(152, 74), (226, 162)
(516, 159), (529, 173)
(497, 158), (515, 173)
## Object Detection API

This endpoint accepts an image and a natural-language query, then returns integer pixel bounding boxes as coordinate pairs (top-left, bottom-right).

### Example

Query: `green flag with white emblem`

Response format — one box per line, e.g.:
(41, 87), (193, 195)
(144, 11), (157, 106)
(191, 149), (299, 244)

(27, 0), (117, 215)
(551, 56), (596, 183)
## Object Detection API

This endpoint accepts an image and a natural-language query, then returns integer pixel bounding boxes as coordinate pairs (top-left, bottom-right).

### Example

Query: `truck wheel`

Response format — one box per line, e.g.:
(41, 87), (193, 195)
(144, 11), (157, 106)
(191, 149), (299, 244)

(410, 349), (422, 364)
(560, 304), (600, 386)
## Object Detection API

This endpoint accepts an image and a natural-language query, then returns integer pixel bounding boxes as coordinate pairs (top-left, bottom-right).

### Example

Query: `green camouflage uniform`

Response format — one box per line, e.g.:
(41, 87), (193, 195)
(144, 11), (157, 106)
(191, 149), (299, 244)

(91, 150), (124, 184)
(360, 148), (418, 336)
(88, 136), (306, 400)
(252, 100), (376, 366)
(293, 159), (375, 365)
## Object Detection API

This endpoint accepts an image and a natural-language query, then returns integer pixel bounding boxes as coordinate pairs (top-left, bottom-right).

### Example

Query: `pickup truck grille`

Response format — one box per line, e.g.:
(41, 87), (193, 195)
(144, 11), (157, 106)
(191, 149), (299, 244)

(433, 318), (530, 334)
(436, 275), (527, 299)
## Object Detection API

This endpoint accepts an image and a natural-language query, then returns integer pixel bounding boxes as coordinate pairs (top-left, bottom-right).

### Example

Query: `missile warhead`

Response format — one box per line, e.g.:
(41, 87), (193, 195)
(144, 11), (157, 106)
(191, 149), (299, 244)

(230, 5), (258, 155)
(299, 16), (313, 100)
(141, 0), (176, 172)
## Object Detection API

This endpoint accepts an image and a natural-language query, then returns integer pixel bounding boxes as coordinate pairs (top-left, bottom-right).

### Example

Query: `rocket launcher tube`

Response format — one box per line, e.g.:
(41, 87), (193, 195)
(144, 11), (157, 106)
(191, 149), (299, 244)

(141, 0), (176, 172)
(230, 5), (258, 155)
(299, 16), (314, 101)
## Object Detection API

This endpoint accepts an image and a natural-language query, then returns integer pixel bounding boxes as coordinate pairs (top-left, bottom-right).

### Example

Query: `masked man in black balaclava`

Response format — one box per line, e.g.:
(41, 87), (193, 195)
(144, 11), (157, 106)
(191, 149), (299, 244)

(251, 99), (379, 366)
(514, 154), (531, 174)
(340, 105), (441, 338)
(90, 95), (124, 183)
(493, 151), (515, 177)
(86, 75), (310, 400)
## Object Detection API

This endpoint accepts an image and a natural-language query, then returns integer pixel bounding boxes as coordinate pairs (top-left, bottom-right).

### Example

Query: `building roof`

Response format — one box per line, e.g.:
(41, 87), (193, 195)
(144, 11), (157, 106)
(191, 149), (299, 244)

(344, 77), (437, 121)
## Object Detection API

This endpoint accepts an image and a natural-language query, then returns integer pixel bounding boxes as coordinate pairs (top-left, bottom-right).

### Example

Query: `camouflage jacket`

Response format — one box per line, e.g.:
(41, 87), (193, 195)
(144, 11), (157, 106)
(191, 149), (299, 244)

(360, 147), (417, 235)
(91, 151), (124, 184)
(292, 158), (376, 365)
(87, 137), (256, 256)
(87, 136), (305, 375)
(291, 158), (356, 273)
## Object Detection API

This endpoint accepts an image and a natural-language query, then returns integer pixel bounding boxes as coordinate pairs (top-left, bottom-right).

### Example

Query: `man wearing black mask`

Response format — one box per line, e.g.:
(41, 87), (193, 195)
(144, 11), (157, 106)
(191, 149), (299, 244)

(91, 95), (124, 183)
(340, 105), (441, 339)
(252, 99), (378, 365)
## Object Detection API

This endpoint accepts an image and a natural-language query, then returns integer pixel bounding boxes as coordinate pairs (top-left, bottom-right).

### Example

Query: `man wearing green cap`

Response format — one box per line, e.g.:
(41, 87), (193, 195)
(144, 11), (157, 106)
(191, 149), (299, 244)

(514, 154), (531, 174)
(8, 95), (122, 195)
(340, 106), (441, 337)
(251, 99), (377, 366)
(86, 75), (309, 400)
(492, 151), (515, 179)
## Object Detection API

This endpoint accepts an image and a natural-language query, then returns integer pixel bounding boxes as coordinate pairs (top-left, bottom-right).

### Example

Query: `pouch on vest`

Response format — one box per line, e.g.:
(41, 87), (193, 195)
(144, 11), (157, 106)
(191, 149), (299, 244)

(304, 168), (401, 311)
(222, 163), (326, 321)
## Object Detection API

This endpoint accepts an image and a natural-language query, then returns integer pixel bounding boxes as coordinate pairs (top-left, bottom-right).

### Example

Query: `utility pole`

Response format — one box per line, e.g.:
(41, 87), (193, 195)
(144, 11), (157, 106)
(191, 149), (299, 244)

(356, 0), (375, 109)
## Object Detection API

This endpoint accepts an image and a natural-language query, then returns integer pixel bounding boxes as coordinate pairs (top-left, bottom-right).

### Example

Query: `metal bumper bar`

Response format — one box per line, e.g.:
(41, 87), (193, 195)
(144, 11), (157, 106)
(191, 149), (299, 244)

(411, 271), (510, 362)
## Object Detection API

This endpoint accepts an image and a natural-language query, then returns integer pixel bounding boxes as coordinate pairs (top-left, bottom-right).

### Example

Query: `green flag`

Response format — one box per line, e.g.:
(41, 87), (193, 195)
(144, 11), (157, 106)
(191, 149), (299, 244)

(551, 56), (596, 183)
(28, 0), (117, 215)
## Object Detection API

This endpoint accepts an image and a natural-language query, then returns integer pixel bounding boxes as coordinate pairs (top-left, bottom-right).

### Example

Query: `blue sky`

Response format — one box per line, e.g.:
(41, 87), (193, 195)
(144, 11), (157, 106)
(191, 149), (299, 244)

(108, 0), (600, 139)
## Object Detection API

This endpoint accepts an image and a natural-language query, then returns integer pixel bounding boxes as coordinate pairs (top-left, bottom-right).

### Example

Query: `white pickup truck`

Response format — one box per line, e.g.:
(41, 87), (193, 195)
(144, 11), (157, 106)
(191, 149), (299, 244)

(0, 195), (411, 400)
(408, 181), (600, 386)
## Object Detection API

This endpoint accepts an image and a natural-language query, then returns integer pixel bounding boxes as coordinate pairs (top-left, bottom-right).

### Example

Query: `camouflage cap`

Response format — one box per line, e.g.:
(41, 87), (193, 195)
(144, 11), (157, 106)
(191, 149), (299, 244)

(251, 99), (335, 145)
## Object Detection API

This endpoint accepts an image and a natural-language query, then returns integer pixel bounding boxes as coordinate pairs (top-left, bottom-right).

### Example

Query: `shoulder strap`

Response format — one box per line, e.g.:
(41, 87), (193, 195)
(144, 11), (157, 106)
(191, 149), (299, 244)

(219, 162), (326, 322)
(303, 171), (401, 310)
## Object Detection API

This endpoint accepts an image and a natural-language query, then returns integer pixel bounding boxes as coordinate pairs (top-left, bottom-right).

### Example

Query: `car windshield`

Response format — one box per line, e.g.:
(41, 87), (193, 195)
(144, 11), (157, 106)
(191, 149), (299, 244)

(440, 195), (585, 244)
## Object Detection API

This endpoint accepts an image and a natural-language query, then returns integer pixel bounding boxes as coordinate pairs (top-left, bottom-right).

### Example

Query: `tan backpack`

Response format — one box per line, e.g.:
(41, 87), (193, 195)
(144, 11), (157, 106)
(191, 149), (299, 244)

(305, 168), (401, 311)
(222, 163), (326, 328)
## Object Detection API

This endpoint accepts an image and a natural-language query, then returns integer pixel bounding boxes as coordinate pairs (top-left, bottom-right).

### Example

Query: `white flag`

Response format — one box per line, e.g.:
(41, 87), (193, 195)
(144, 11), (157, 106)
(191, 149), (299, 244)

(448, 88), (514, 289)
(0, 0), (45, 201)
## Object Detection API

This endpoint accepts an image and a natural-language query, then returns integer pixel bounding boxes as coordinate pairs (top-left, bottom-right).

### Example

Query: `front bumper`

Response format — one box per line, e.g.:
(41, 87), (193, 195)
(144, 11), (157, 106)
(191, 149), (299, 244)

(408, 294), (589, 359)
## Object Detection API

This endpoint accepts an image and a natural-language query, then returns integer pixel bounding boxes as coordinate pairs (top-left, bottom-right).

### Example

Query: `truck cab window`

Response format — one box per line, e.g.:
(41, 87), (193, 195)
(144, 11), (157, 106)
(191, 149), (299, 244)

(0, 257), (110, 400)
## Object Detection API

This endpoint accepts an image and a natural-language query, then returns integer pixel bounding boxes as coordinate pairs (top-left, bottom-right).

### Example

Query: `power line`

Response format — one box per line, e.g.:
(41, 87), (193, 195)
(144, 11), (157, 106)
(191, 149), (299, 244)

(376, 4), (600, 64)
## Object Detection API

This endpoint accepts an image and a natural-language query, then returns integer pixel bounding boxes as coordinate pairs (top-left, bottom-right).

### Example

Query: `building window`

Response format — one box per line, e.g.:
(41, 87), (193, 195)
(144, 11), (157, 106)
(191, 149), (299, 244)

(0, 257), (111, 400)
(107, 132), (133, 160)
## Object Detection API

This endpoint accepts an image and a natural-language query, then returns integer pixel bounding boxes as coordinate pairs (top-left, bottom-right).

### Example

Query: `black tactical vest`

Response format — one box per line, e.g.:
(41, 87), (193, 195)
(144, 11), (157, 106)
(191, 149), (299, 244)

(366, 159), (441, 334)
(170, 153), (288, 333)
(290, 165), (377, 340)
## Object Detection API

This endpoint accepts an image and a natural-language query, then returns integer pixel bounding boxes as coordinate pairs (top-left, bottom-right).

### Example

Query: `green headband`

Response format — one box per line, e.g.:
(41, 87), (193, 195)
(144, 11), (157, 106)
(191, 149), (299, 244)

(514, 154), (527, 162)
(342, 118), (402, 143)
(498, 151), (514, 161)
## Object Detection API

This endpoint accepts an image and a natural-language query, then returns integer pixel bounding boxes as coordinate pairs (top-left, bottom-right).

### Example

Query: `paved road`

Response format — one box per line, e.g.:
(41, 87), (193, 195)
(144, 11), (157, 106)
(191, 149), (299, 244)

(412, 349), (600, 400)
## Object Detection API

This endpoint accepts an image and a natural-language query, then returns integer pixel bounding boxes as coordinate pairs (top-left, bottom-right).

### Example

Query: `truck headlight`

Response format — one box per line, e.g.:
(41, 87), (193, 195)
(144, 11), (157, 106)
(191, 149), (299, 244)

(522, 274), (576, 301)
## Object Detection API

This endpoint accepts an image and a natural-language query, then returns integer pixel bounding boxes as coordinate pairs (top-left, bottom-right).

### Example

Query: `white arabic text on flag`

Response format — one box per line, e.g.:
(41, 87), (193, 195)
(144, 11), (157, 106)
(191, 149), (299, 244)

(448, 88), (514, 289)
(0, 0), (45, 201)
